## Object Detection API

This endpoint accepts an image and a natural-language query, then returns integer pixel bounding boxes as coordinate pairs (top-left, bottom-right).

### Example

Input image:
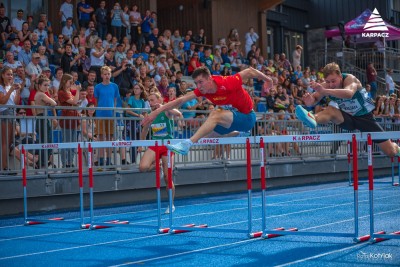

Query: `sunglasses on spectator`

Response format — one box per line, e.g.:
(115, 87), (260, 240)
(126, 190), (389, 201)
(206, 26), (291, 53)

(18, 111), (26, 115)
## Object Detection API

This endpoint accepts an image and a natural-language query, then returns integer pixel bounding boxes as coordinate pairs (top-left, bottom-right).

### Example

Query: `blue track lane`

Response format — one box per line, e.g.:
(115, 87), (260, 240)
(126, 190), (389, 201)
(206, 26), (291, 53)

(0, 177), (399, 267)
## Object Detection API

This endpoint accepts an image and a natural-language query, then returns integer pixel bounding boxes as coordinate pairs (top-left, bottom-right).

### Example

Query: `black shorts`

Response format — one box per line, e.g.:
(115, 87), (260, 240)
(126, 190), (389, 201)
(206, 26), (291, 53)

(338, 111), (386, 143)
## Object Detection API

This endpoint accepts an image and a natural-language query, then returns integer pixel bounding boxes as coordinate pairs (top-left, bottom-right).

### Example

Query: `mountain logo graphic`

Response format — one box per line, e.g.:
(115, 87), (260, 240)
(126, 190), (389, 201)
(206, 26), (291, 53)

(363, 8), (389, 31)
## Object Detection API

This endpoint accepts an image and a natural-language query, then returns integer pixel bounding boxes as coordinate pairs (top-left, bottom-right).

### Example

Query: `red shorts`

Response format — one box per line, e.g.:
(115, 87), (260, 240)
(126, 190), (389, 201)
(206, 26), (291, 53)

(149, 145), (174, 157)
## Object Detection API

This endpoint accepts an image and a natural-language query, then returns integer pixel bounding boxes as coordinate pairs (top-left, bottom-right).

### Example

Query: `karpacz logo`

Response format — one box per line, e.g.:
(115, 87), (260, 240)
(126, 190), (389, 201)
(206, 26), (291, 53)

(198, 138), (220, 144)
(362, 8), (390, 38)
(42, 144), (59, 148)
(292, 135), (321, 141)
(112, 141), (132, 147)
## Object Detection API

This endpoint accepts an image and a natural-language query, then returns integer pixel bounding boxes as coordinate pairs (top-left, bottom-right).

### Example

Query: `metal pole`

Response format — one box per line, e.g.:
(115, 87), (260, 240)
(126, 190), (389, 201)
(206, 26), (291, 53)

(367, 134), (375, 241)
(246, 138), (252, 235)
(352, 134), (359, 239)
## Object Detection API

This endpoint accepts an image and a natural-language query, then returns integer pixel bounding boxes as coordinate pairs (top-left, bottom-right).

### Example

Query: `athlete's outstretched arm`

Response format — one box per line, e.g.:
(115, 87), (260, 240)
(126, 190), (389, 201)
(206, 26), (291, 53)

(311, 74), (361, 99)
(239, 67), (273, 89)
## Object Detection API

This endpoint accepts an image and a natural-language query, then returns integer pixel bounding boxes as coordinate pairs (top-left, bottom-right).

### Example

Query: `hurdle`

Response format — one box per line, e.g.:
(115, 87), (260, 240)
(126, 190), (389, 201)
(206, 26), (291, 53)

(249, 137), (298, 238)
(256, 133), (371, 242)
(21, 143), (87, 228)
(364, 133), (400, 243)
(86, 140), (202, 233)
(166, 137), (282, 237)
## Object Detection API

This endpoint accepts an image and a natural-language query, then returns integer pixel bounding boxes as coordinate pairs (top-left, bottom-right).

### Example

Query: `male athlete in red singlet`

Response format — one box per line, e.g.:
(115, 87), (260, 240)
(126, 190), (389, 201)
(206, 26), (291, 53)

(142, 66), (272, 155)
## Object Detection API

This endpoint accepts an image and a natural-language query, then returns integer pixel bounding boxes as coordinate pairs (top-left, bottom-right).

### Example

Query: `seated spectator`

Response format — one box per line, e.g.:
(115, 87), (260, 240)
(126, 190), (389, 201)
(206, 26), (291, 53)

(4, 51), (23, 73)
(25, 53), (42, 79)
(11, 108), (39, 168)
(37, 46), (49, 68)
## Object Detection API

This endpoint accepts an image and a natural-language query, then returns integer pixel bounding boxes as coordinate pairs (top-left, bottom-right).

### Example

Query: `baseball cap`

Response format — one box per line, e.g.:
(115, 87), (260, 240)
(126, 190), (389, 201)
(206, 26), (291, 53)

(42, 67), (51, 72)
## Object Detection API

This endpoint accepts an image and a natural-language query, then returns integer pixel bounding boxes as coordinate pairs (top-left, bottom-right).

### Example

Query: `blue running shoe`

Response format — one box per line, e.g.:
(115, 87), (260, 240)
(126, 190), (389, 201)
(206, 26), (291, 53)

(295, 105), (317, 128)
(166, 140), (192, 155)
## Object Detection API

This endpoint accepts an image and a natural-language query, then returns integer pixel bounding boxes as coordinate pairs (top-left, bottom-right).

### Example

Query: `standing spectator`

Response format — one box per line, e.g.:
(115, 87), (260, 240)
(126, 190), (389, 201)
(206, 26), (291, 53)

(366, 62), (377, 99)
(93, 0), (108, 41)
(280, 53), (292, 72)
(110, 2), (123, 41)
(125, 83), (146, 163)
(121, 5), (130, 40)
(58, 74), (81, 169)
(244, 27), (259, 55)
(129, 4), (142, 47)
(33, 75), (57, 169)
(90, 37), (105, 83)
(77, 0), (94, 29)
(94, 66), (120, 169)
(227, 28), (241, 47)
(112, 59), (135, 93)
(0, 67), (21, 173)
(53, 34), (66, 65)
(77, 46), (91, 80)
(171, 29), (182, 54)
(11, 9), (25, 33)
(193, 28), (206, 45)
(140, 10), (154, 47)
(292, 45), (303, 71)
(61, 17), (76, 43)
(59, 0), (74, 27)
(34, 21), (49, 49)
(385, 69), (397, 96)
(61, 43), (80, 74)
(0, 3), (12, 47)
(18, 22), (31, 45)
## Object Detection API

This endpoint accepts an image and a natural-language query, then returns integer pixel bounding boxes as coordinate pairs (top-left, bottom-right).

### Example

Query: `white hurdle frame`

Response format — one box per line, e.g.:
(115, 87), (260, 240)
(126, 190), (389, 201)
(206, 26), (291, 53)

(21, 143), (87, 228)
(364, 133), (400, 243)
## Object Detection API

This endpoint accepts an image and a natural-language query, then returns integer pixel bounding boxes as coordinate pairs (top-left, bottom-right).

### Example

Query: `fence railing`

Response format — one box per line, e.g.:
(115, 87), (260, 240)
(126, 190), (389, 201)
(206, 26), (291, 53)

(1, 105), (398, 176)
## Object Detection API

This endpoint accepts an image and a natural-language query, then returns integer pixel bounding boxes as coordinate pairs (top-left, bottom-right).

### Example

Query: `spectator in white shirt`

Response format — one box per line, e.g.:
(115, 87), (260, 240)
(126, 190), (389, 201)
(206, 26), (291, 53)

(59, 0), (74, 27)
(11, 9), (25, 33)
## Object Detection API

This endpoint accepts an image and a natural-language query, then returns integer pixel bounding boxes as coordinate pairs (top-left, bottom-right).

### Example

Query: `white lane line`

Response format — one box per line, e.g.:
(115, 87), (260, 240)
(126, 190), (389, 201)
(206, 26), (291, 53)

(273, 243), (367, 267)
(0, 233), (161, 261)
(108, 239), (258, 267)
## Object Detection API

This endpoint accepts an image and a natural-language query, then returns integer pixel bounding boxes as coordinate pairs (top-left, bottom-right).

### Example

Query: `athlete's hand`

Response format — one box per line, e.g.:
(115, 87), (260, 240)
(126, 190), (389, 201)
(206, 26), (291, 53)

(310, 81), (326, 95)
(262, 78), (273, 92)
(302, 92), (315, 107)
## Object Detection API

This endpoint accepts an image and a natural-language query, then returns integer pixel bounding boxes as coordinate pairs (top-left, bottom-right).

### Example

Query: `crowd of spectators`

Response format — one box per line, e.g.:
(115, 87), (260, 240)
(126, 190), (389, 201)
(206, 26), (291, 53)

(0, 1), (399, 170)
